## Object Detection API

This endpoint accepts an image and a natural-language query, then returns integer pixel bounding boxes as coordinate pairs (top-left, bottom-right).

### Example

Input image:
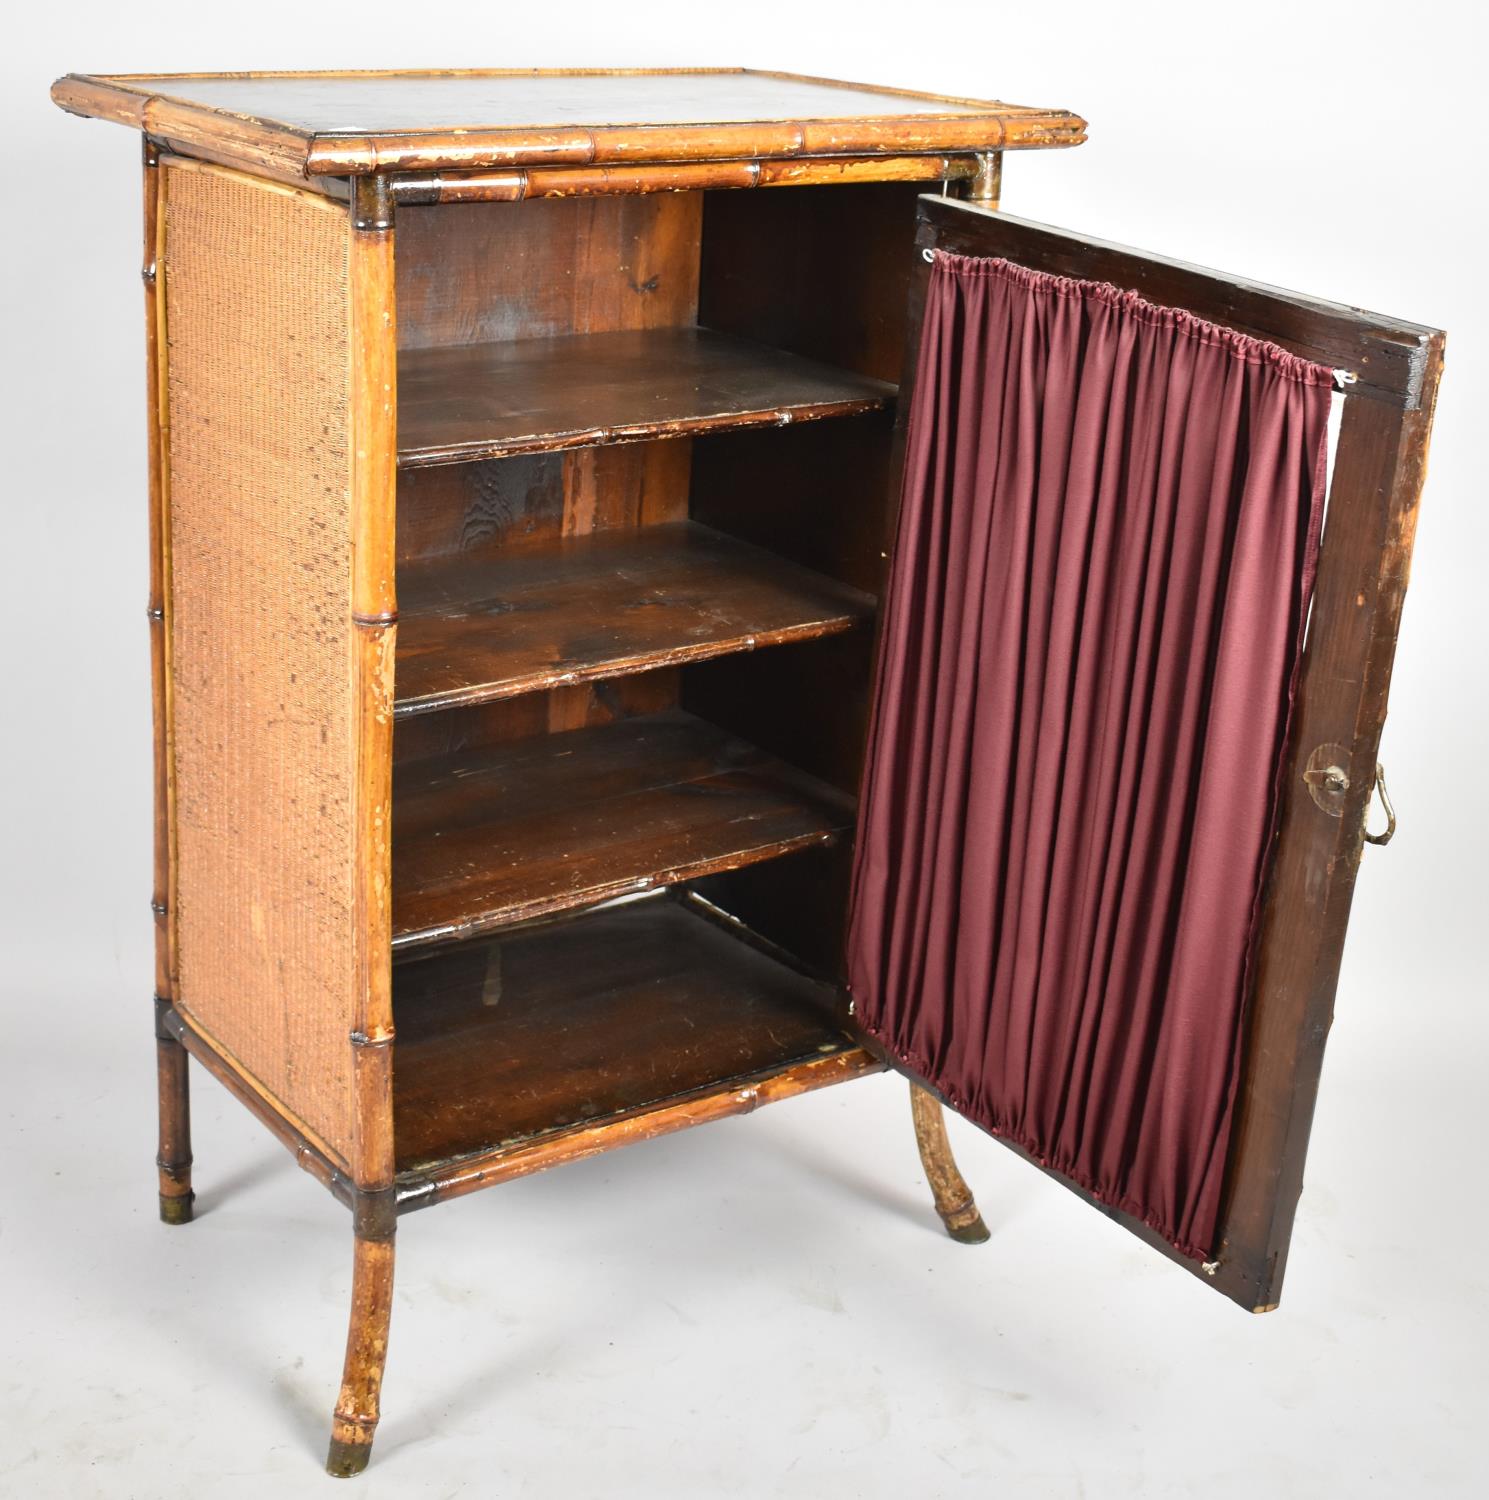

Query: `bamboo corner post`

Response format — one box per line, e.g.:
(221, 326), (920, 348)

(143, 135), (194, 1228)
(332, 171), (400, 1478)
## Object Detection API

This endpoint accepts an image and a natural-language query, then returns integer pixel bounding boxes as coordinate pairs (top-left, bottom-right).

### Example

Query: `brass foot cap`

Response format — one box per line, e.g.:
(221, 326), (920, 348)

(159, 1193), (195, 1226)
(945, 1213), (991, 1245)
(326, 1438), (372, 1478)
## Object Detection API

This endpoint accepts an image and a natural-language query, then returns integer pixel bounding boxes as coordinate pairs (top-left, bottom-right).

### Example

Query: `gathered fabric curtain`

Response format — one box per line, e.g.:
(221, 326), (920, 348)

(847, 251), (1333, 1259)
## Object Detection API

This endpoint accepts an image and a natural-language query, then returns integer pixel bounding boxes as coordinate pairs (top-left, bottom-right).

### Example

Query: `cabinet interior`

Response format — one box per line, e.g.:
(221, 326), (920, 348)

(388, 183), (925, 1182)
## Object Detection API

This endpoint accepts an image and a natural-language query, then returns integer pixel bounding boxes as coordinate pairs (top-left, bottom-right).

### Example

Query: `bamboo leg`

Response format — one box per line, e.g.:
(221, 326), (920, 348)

(155, 1012), (194, 1225)
(910, 1084), (990, 1244)
(326, 1231), (396, 1478)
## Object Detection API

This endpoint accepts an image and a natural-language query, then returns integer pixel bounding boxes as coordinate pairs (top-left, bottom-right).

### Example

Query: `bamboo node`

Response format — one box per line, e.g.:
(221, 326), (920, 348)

(352, 1186), (398, 1242)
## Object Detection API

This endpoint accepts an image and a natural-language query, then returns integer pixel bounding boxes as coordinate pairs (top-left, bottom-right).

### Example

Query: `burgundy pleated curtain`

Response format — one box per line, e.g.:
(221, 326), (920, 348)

(847, 251), (1333, 1260)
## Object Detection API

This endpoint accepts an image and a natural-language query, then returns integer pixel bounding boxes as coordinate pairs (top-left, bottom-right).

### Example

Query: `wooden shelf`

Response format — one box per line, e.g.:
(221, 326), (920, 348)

(397, 327), (894, 467)
(395, 521), (875, 717)
(392, 710), (855, 949)
(391, 895), (869, 1186)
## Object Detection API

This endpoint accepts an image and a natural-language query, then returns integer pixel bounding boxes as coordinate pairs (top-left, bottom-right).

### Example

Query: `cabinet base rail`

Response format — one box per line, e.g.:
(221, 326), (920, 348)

(157, 1000), (906, 1219)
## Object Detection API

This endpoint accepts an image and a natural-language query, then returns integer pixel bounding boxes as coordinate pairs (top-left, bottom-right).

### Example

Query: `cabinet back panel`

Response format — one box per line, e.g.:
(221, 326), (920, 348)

(395, 194), (702, 350)
(689, 845), (855, 985)
(689, 416), (896, 596)
(699, 182), (923, 382)
(394, 440), (690, 752)
(682, 631), (872, 797)
(160, 161), (359, 1163)
(392, 673), (679, 765)
(396, 440), (690, 565)
(392, 184), (916, 823)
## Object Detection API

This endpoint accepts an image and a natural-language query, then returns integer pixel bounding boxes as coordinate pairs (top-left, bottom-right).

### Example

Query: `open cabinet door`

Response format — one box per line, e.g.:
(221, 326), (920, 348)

(850, 194), (1443, 1312)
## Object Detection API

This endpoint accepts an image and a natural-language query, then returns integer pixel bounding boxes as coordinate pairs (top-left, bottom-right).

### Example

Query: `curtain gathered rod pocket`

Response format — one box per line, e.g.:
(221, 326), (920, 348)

(919, 246), (1360, 391)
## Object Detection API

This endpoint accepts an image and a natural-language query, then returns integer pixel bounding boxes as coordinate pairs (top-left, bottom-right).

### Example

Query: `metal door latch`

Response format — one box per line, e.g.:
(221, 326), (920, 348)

(1303, 744), (1351, 815)
(1303, 747), (1397, 847)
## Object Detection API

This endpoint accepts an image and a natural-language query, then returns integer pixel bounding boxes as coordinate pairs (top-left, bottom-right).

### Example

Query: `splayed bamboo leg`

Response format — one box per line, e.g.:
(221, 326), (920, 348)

(326, 1231), (396, 1478)
(910, 1083), (990, 1244)
(155, 1009), (194, 1225)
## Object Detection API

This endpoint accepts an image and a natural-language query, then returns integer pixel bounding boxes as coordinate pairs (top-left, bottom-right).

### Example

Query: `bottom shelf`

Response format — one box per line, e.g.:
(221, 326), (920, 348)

(392, 894), (876, 1197)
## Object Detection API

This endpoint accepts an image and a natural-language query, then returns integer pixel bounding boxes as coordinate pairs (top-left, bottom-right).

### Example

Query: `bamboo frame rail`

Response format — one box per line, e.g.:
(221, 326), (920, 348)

(399, 1047), (885, 1210)
(156, 998), (885, 1221)
(388, 153), (979, 203)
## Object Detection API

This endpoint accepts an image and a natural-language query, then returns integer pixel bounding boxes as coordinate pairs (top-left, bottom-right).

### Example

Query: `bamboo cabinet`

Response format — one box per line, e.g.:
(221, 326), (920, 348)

(51, 70), (1443, 1477)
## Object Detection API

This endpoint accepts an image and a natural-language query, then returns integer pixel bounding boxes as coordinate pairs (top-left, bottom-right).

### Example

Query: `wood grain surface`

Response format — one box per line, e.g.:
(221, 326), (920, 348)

(397, 327), (894, 466)
(395, 521), (875, 715)
(392, 710), (855, 947)
(392, 894), (854, 1171)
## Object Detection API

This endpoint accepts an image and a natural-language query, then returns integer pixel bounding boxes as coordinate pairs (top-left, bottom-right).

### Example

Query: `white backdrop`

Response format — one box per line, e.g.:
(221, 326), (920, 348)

(3, 5), (1484, 1497)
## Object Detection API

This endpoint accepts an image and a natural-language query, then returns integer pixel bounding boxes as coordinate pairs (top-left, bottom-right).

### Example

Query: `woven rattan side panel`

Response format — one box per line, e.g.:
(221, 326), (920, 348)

(162, 161), (357, 1163)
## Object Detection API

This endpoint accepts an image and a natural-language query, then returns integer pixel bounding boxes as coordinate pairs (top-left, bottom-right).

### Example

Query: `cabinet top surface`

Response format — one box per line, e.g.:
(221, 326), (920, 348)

(51, 68), (1086, 177)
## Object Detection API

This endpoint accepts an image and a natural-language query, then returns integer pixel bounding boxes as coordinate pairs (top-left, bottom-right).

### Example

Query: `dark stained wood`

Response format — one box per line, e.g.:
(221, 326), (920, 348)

(557, 441), (692, 535)
(685, 842), (854, 988)
(700, 181), (925, 383)
(392, 710), (855, 949)
(1214, 345), (1445, 1311)
(914, 196), (1440, 408)
(51, 70), (1087, 179)
(690, 415), (897, 596)
(392, 673), (680, 765)
(396, 194), (700, 350)
(398, 443), (692, 567)
(396, 453), (568, 564)
(400, 1046), (882, 1209)
(398, 525), (869, 717)
(395, 521), (874, 717)
(683, 630), (873, 794)
(391, 895), (855, 1174)
(397, 327), (894, 467)
(394, 439), (694, 759)
(897, 194), (1445, 1311)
